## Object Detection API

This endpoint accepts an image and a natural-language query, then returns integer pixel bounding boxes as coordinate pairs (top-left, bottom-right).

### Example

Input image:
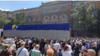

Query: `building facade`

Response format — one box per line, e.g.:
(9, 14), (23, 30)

(12, 1), (100, 37)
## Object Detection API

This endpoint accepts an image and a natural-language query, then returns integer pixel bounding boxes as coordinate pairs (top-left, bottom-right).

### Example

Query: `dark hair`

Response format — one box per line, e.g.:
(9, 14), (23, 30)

(83, 42), (86, 46)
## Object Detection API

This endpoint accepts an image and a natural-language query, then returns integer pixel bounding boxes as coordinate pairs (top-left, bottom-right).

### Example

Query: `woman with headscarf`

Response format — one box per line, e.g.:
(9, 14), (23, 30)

(9, 44), (16, 56)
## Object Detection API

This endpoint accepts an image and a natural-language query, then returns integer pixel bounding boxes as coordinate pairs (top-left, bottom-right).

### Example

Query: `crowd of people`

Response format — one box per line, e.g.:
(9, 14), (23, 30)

(0, 36), (100, 56)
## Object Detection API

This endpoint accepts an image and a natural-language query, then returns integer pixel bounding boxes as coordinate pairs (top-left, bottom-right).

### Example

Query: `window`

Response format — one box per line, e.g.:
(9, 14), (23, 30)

(47, 22), (49, 24)
(28, 18), (31, 22)
(53, 16), (56, 19)
(52, 21), (55, 24)
(8, 14), (12, 18)
(38, 17), (40, 21)
(33, 12), (36, 15)
(33, 18), (35, 21)
(52, 8), (57, 11)
(64, 21), (66, 23)
(62, 15), (65, 18)
(73, 6), (76, 9)
(44, 22), (46, 24)
(92, 11), (96, 14)
(92, 3), (96, 8)
(55, 21), (57, 24)
(61, 6), (66, 11)
(38, 11), (41, 15)
(61, 21), (63, 23)
(46, 17), (48, 19)
(44, 9), (49, 13)
(29, 13), (31, 16)
(24, 19), (26, 22)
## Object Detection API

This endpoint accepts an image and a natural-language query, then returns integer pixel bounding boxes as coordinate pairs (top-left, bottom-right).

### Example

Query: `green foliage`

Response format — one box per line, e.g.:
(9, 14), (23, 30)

(0, 11), (10, 28)
(15, 12), (26, 25)
(94, 8), (100, 36)
(9, 12), (26, 25)
(71, 2), (95, 30)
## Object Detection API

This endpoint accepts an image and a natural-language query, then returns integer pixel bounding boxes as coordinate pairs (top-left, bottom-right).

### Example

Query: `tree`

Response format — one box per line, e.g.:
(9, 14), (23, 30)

(94, 8), (100, 36)
(71, 2), (96, 36)
(0, 11), (10, 28)
(8, 17), (17, 25)
(15, 12), (26, 25)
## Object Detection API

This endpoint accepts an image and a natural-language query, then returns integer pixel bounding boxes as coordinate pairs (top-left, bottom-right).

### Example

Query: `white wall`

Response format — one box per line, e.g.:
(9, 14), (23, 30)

(3, 30), (70, 40)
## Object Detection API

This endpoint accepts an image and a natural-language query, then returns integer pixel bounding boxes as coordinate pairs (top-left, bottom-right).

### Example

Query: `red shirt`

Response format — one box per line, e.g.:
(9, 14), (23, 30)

(0, 50), (12, 56)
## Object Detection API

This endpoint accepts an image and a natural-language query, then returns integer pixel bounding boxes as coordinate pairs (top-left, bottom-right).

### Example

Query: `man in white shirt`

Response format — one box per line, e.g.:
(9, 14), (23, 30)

(53, 41), (61, 56)
(5, 37), (10, 44)
(16, 41), (28, 56)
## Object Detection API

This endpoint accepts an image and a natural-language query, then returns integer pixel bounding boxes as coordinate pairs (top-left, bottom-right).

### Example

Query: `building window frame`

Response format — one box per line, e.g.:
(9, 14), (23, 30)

(38, 11), (41, 15)
(52, 8), (57, 11)
(38, 17), (40, 21)
(61, 6), (66, 11)
(29, 13), (31, 16)
(44, 9), (49, 13)
(33, 18), (35, 21)
(33, 12), (36, 15)
(28, 18), (31, 22)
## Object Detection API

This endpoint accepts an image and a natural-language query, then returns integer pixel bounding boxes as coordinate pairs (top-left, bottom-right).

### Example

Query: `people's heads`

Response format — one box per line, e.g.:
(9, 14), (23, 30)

(32, 43), (36, 47)
(82, 42), (86, 46)
(47, 48), (54, 56)
(83, 49), (88, 56)
(27, 39), (29, 42)
(21, 41), (25, 47)
(64, 45), (69, 51)
(1, 39), (5, 43)
(46, 41), (49, 45)
(63, 40), (65, 42)
(88, 49), (96, 56)
(91, 43), (95, 47)
(0, 42), (2, 48)
(4, 44), (9, 51)
(35, 45), (40, 50)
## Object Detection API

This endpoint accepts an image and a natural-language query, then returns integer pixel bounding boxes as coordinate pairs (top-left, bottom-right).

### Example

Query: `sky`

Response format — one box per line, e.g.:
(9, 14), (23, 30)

(0, 1), (49, 12)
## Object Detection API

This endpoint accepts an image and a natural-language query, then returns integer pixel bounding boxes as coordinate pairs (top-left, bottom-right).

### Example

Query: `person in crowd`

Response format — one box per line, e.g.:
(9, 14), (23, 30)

(16, 41), (28, 56)
(41, 39), (46, 56)
(62, 40), (66, 49)
(5, 37), (10, 44)
(53, 41), (61, 56)
(86, 41), (89, 49)
(0, 44), (12, 56)
(45, 41), (51, 56)
(9, 44), (16, 56)
(62, 45), (71, 56)
(88, 49), (96, 56)
(10, 38), (15, 47)
(83, 49), (88, 56)
(90, 43), (99, 56)
(25, 39), (30, 51)
(47, 48), (54, 56)
(29, 45), (41, 56)
(73, 44), (80, 56)
(32, 43), (36, 49)
(81, 42), (86, 52)
(0, 40), (5, 51)
(29, 39), (36, 51)
(97, 40), (100, 56)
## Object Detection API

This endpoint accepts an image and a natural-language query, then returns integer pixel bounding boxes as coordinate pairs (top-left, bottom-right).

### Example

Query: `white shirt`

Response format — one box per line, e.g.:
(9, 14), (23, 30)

(67, 44), (72, 52)
(53, 43), (61, 53)
(62, 50), (71, 56)
(94, 41), (97, 47)
(10, 40), (15, 47)
(5, 38), (10, 44)
(16, 47), (28, 56)
(45, 44), (51, 50)
(81, 46), (86, 50)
